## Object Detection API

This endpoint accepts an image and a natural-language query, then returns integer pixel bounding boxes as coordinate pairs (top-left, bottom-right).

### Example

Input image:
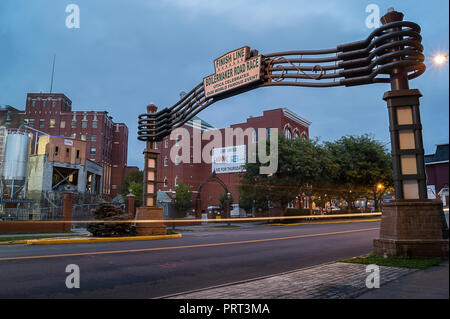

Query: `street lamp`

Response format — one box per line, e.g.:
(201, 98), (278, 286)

(226, 192), (231, 226)
(433, 54), (448, 65)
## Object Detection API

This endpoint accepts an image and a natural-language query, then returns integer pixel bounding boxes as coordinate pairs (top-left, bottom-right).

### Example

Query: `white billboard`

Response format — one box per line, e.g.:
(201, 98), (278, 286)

(212, 145), (246, 174)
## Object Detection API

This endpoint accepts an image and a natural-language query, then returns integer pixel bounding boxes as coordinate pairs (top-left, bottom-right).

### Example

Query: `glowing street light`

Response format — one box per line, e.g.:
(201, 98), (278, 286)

(433, 54), (448, 65)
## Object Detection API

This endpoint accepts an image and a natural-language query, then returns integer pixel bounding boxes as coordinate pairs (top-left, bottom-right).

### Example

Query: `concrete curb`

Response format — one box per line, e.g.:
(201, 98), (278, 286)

(19, 234), (182, 245)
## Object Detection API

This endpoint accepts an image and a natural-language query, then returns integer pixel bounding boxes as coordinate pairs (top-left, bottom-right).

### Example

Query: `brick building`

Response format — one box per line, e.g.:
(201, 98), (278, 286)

(425, 143), (449, 206)
(21, 93), (137, 197)
(156, 108), (311, 217)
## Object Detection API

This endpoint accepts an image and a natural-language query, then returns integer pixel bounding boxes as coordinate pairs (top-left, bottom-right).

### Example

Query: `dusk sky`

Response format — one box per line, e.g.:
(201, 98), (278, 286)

(1, 0), (448, 169)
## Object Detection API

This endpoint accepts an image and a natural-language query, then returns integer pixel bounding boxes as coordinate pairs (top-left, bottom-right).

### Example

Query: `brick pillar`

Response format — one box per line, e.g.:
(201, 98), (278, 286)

(127, 193), (135, 219)
(373, 9), (449, 258)
(62, 192), (73, 232)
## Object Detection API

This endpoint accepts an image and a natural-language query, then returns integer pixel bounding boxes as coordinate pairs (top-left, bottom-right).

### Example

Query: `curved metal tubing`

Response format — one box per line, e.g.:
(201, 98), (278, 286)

(138, 20), (425, 142)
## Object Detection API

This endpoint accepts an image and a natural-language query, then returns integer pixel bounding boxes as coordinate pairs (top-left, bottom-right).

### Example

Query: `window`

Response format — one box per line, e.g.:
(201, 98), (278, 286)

(92, 121), (98, 128)
(71, 120), (77, 128)
(164, 156), (168, 167)
(293, 131), (299, 139)
(81, 134), (86, 141)
(154, 142), (158, 150)
(42, 100), (46, 108)
(49, 119), (55, 128)
(28, 119), (35, 127)
(82, 121), (87, 129)
(252, 129), (258, 143)
(31, 100), (36, 107)
(71, 133), (76, 139)
(164, 139), (169, 148)
(52, 101), (56, 108)
(175, 156), (180, 166)
(267, 128), (271, 139)
(90, 147), (96, 155)
(76, 150), (80, 159)
(54, 146), (59, 156)
(91, 134), (97, 142)
(174, 176), (178, 187)
(39, 119), (45, 128)
(66, 148), (70, 157)
(284, 128), (292, 139)
(163, 177), (167, 187)
(60, 120), (66, 128)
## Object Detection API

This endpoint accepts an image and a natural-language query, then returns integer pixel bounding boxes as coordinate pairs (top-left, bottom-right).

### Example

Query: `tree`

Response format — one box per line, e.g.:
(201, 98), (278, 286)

(174, 183), (193, 217)
(219, 192), (234, 212)
(324, 134), (393, 211)
(239, 136), (333, 212)
(121, 170), (143, 207)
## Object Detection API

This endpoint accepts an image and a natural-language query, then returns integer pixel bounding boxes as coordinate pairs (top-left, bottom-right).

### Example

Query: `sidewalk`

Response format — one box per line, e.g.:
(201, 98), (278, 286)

(358, 260), (449, 299)
(163, 260), (449, 299)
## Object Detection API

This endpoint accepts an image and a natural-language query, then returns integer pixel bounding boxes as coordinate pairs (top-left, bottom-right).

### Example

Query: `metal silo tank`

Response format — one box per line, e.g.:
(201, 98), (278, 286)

(1, 131), (30, 198)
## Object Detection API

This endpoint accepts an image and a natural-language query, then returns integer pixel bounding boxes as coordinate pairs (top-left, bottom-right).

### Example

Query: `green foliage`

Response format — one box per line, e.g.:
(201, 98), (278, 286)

(174, 183), (193, 217)
(121, 170), (143, 207)
(341, 254), (443, 270)
(240, 136), (334, 211)
(219, 192), (234, 211)
(239, 134), (393, 213)
(324, 134), (393, 210)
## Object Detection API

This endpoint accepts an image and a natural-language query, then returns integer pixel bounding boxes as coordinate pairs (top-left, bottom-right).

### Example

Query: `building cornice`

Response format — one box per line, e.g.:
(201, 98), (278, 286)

(282, 108), (312, 127)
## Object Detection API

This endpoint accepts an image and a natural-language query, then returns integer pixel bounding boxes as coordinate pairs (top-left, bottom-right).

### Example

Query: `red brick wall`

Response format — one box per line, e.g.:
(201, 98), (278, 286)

(24, 93), (130, 196)
(426, 162), (449, 195)
(157, 108), (310, 214)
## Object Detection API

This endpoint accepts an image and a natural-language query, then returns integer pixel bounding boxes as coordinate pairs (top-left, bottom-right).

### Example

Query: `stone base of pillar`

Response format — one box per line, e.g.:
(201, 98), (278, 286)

(135, 206), (166, 236)
(373, 200), (449, 258)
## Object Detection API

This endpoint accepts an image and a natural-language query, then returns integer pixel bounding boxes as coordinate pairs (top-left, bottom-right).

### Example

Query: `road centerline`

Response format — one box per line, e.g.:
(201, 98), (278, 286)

(0, 227), (379, 262)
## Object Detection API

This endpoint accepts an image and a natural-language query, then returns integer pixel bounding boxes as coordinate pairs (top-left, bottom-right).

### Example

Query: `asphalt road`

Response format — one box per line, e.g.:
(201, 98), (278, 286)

(0, 220), (380, 298)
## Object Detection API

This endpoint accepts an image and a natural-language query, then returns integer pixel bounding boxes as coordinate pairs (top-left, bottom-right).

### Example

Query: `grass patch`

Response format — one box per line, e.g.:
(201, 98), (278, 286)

(166, 229), (179, 235)
(341, 253), (444, 270)
(0, 231), (74, 236)
(0, 234), (81, 242)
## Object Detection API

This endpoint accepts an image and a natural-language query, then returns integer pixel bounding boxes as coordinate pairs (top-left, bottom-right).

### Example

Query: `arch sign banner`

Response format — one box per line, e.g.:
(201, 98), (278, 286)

(203, 46), (262, 98)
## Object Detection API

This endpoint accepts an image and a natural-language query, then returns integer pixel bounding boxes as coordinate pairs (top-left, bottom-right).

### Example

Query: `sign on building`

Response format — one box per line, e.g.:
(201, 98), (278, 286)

(203, 46), (262, 98)
(212, 145), (246, 174)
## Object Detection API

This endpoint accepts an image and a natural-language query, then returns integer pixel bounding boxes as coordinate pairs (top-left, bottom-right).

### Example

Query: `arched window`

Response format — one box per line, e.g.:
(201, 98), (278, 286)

(285, 128), (292, 139)
(174, 176), (178, 187)
(164, 156), (168, 167)
(163, 177), (168, 187)
(293, 130), (299, 139)
(252, 129), (258, 143)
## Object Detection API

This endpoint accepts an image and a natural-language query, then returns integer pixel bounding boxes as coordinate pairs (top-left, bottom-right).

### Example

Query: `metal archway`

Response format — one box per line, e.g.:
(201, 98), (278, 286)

(138, 15), (424, 143)
(136, 9), (449, 258)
